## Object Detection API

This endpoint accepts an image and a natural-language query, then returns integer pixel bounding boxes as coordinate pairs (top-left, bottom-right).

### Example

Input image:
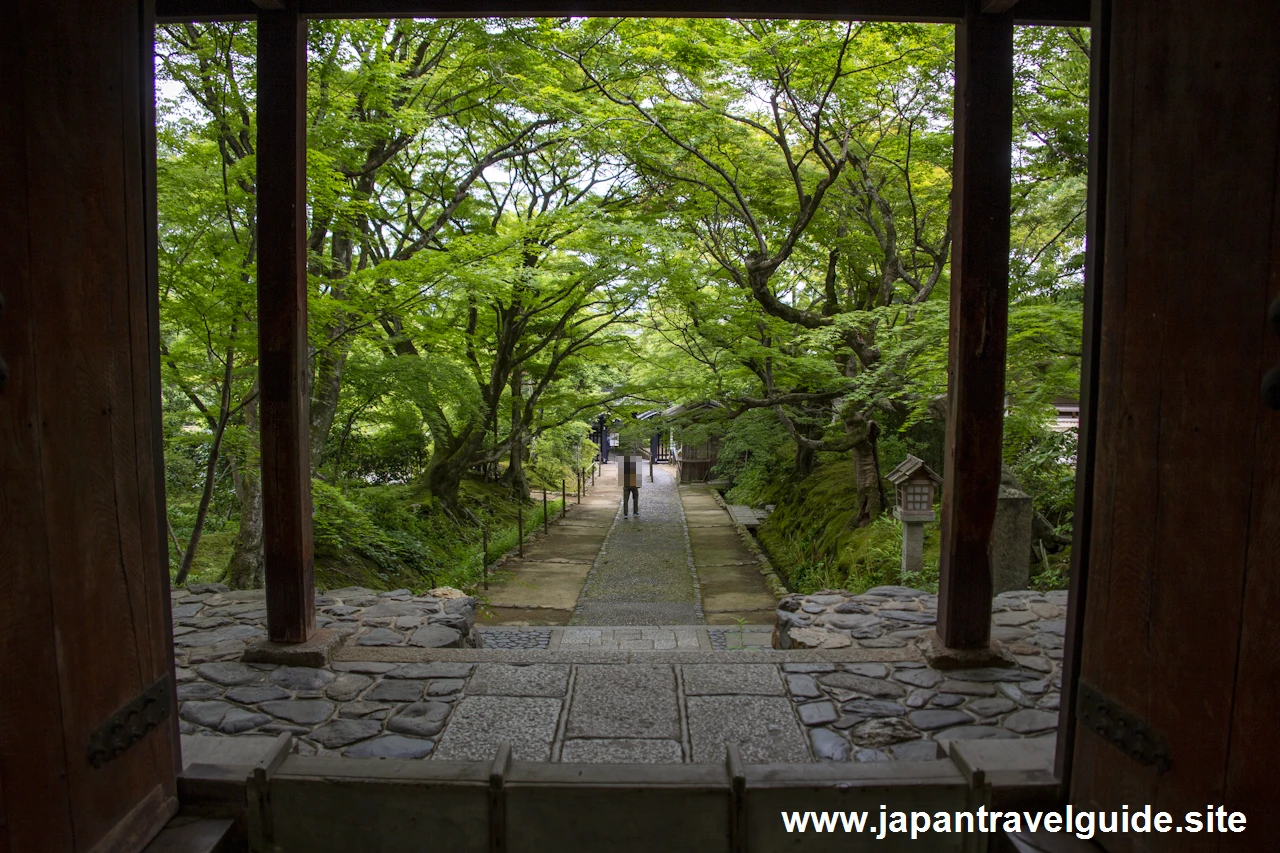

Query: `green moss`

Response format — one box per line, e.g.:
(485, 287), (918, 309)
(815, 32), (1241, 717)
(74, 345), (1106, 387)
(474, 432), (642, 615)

(757, 461), (940, 594)
(311, 477), (563, 595)
(168, 475), (573, 596)
(170, 529), (237, 586)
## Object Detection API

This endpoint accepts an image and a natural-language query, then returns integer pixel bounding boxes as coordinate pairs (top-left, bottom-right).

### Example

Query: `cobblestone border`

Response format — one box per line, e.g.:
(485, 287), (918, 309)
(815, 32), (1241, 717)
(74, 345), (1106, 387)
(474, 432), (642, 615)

(706, 487), (790, 600)
(476, 627), (554, 650)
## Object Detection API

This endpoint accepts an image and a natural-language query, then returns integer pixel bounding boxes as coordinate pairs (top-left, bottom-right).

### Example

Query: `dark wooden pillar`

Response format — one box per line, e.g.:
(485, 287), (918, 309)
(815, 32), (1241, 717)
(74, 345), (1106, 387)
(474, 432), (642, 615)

(935, 0), (1014, 650)
(258, 2), (315, 644)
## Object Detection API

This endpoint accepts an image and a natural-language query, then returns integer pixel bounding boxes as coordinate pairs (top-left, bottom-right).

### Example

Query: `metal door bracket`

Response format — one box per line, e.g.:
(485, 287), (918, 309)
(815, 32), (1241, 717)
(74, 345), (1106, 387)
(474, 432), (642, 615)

(88, 673), (172, 768)
(1077, 681), (1172, 774)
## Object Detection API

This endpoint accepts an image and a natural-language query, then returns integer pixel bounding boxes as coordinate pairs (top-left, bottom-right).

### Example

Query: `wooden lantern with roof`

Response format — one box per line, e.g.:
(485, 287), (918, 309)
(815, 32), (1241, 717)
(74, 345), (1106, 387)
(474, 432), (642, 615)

(887, 454), (943, 523)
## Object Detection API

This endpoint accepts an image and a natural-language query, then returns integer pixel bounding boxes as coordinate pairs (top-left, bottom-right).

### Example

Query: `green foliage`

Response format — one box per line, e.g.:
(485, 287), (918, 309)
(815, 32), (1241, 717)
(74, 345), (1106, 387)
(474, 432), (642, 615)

(715, 410), (794, 507)
(1030, 546), (1072, 591)
(757, 461), (940, 594)
(155, 20), (1088, 593)
(1004, 414), (1079, 531)
(311, 480), (431, 585)
(529, 422), (598, 488)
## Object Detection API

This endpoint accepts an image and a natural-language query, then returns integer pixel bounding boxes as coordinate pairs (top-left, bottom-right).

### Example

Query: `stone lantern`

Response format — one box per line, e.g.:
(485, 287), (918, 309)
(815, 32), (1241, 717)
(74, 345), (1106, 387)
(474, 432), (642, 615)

(887, 455), (943, 577)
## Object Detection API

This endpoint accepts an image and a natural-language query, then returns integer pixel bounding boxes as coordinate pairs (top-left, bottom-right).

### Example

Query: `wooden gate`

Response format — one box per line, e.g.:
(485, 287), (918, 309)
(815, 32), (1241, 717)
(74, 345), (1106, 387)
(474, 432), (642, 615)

(0, 1), (180, 850)
(1064, 2), (1280, 850)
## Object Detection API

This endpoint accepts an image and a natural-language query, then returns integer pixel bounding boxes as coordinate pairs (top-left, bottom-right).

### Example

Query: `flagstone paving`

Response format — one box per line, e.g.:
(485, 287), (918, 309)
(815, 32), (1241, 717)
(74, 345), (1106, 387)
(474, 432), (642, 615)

(680, 484), (779, 625)
(477, 463), (780, 627)
(169, 461), (1066, 765)
(477, 478), (617, 626)
(172, 587), (1065, 763)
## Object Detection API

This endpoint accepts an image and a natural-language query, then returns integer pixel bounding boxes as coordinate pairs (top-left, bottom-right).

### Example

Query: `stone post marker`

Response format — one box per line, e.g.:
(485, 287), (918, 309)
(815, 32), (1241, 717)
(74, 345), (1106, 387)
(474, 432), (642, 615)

(991, 485), (1033, 593)
(886, 455), (943, 579)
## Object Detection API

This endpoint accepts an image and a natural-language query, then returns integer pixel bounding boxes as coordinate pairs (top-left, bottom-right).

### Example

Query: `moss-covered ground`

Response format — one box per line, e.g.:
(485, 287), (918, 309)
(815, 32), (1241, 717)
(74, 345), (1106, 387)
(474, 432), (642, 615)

(169, 477), (566, 594)
(754, 461), (1069, 595)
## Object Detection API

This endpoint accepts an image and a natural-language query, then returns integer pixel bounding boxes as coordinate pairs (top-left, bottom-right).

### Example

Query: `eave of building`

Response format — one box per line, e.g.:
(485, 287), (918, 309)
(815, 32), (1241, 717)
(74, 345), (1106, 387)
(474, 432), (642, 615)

(156, 0), (1088, 26)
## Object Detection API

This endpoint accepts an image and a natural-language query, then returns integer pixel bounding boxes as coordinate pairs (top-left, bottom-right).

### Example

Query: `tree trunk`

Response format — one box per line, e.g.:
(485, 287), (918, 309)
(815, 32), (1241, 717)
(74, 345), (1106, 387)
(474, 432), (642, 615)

(309, 227), (357, 474)
(502, 438), (529, 499)
(793, 441), (816, 478)
(851, 428), (885, 526)
(426, 427), (483, 515)
(842, 405), (886, 527)
(790, 416), (825, 478)
(225, 395), (265, 589)
(500, 373), (530, 498)
(310, 341), (347, 474)
(173, 414), (230, 586)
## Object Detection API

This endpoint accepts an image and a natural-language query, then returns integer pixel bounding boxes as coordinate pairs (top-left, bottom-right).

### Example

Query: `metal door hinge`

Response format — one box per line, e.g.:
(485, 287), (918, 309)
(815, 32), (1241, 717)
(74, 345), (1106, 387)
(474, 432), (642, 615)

(1077, 681), (1171, 774)
(88, 673), (172, 768)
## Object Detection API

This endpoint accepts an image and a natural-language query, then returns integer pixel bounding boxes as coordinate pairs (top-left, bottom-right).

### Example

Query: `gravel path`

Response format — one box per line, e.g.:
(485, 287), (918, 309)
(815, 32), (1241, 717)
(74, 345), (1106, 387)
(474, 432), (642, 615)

(570, 464), (703, 625)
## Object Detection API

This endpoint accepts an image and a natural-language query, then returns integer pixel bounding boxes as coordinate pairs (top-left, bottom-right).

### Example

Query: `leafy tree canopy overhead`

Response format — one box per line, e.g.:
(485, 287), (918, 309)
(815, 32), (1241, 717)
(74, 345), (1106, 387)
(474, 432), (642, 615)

(155, 17), (1087, 590)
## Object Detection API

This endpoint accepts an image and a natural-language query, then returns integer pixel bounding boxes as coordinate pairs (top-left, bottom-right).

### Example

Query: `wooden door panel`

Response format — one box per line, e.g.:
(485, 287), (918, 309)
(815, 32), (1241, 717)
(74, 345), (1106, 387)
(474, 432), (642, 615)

(0, 17), (79, 852)
(1, 0), (179, 850)
(1221, 108), (1280, 838)
(1071, 2), (1280, 850)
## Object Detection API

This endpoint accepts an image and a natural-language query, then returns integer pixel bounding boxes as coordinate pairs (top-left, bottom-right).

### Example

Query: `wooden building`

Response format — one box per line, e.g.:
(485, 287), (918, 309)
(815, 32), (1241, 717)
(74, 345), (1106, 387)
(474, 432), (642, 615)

(3, 1), (1278, 850)
(658, 402), (724, 483)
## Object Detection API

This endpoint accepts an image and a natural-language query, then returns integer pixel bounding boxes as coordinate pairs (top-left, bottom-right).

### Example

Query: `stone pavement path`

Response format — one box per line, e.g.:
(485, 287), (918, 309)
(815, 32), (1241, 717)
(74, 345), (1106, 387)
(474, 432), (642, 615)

(570, 464), (703, 625)
(680, 484), (778, 625)
(478, 470), (619, 625)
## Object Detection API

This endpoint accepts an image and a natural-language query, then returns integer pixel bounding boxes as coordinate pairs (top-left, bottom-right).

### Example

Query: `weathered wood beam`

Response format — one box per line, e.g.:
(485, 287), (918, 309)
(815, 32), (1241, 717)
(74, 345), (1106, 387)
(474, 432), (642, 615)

(257, 1), (315, 644)
(155, 0), (1089, 25)
(1055, 0), (1108, 786)
(982, 0), (1020, 12)
(935, 0), (1014, 651)
(251, 0), (286, 9)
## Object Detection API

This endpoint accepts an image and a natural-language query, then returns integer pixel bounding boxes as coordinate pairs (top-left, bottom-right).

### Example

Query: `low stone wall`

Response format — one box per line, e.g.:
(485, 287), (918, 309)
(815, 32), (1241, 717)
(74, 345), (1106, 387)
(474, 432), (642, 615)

(773, 585), (1066, 664)
(172, 583), (481, 669)
(772, 586), (1065, 756)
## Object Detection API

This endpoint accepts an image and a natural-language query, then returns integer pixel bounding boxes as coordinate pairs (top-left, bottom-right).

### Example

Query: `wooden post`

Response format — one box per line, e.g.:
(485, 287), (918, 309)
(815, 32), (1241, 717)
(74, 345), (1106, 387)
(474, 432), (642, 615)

(935, 0), (1014, 651)
(543, 489), (548, 532)
(518, 502), (524, 557)
(482, 525), (489, 590)
(561, 478), (566, 517)
(257, 2), (314, 645)
(576, 470), (581, 504)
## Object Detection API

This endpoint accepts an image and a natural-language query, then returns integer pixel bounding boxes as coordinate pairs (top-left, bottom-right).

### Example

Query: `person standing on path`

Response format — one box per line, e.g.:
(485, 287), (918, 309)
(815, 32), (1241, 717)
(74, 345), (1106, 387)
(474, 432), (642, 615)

(621, 454), (640, 516)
